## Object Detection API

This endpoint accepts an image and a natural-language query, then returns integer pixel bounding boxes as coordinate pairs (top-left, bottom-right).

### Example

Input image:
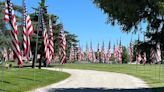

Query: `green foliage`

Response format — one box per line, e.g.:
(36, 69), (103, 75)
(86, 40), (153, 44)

(122, 46), (130, 63)
(93, 0), (164, 59)
(93, 0), (164, 32)
(65, 31), (79, 58)
(110, 53), (115, 61)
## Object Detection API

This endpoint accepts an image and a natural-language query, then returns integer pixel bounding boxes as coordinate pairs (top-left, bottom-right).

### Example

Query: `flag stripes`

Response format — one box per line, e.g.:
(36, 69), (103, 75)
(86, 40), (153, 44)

(156, 42), (161, 63)
(81, 51), (85, 61)
(69, 42), (74, 62)
(5, 0), (23, 66)
(93, 51), (97, 63)
(89, 41), (93, 62)
(101, 42), (105, 63)
(97, 42), (100, 63)
(59, 27), (67, 64)
(48, 17), (54, 63)
(38, 8), (51, 64)
(42, 16), (50, 64)
(22, 0), (33, 61)
(77, 43), (81, 62)
(143, 52), (147, 65)
(118, 41), (122, 64)
(136, 32), (141, 64)
(86, 43), (89, 61)
(106, 42), (111, 64)
(150, 48), (156, 64)
(129, 38), (133, 63)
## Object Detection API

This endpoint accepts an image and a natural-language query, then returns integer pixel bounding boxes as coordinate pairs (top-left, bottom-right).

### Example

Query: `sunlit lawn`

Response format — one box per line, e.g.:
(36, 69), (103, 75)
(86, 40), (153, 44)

(0, 67), (70, 92)
(1, 61), (164, 92)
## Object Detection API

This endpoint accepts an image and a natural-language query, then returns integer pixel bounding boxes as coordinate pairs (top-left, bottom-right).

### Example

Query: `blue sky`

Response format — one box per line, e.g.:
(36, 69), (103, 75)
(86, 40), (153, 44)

(10, 0), (145, 51)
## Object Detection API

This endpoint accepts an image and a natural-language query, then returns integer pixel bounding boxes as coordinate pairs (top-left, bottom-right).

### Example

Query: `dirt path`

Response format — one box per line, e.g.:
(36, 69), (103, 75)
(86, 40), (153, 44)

(31, 68), (152, 92)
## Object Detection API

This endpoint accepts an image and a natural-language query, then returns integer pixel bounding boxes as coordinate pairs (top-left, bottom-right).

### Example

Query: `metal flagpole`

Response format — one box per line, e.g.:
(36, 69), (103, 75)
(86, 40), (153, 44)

(1, 56), (4, 91)
(33, 7), (41, 84)
(97, 42), (100, 63)
(155, 63), (157, 80)
(158, 62), (161, 81)
(130, 33), (134, 72)
(21, 1), (26, 88)
(136, 31), (140, 73)
(86, 42), (89, 63)
(157, 43), (162, 81)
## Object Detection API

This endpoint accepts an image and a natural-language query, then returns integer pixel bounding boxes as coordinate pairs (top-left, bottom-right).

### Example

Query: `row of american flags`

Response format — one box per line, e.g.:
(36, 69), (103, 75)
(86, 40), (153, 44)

(70, 41), (121, 64)
(4, 0), (66, 67)
(70, 39), (161, 64)
(3, 0), (162, 66)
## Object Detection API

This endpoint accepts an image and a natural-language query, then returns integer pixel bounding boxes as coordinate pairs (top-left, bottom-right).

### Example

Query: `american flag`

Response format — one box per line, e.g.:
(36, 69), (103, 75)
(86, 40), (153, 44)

(129, 38), (133, 63)
(81, 52), (85, 61)
(59, 27), (67, 64)
(2, 48), (8, 61)
(106, 42), (111, 64)
(69, 42), (74, 63)
(86, 43), (89, 61)
(89, 41), (93, 62)
(136, 32), (141, 64)
(39, 8), (50, 64)
(77, 43), (81, 62)
(93, 51), (97, 63)
(22, 0), (34, 62)
(97, 42), (100, 63)
(143, 52), (147, 65)
(118, 40), (122, 64)
(48, 16), (54, 63)
(156, 42), (161, 63)
(9, 49), (14, 60)
(150, 48), (156, 64)
(81, 46), (85, 61)
(113, 45), (117, 62)
(116, 46), (119, 61)
(101, 41), (105, 63)
(136, 50), (141, 64)
(5, 0), (23, 66)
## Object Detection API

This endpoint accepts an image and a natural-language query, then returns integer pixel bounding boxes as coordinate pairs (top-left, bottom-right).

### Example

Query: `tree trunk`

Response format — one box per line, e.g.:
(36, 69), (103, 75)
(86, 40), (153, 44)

(38, 53), (43, 69)
(32, 50), (36, 68)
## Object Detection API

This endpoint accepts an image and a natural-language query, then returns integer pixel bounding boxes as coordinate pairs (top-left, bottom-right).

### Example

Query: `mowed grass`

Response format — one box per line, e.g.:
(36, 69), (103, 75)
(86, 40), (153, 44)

(62, 63), (164, 92)
(0, 67), (70, 92)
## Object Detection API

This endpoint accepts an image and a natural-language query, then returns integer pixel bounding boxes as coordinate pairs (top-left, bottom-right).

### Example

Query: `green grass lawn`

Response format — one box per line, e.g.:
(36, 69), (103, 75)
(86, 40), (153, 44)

(61, 63), (164, 92)
(0, 67), (70, 92)
(1, 61), (163, 92)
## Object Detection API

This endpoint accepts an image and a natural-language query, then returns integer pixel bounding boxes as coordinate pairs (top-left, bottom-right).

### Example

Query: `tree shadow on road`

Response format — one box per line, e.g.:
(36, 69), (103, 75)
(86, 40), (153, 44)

(47, 88), (153, 92)
(47, 87), (164, 92)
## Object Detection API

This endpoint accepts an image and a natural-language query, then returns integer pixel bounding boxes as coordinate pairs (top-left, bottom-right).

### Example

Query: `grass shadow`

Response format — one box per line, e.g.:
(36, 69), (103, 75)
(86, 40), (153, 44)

(16, 77), (41, 82)
(0, 89), (7, 92)
(0, 80), (10, 84)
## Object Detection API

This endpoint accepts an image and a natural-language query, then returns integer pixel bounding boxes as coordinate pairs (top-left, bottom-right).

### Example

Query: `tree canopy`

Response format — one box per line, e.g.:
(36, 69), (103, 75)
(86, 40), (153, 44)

(93, 0), (164, 59)
(93, 0), (164, 32)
